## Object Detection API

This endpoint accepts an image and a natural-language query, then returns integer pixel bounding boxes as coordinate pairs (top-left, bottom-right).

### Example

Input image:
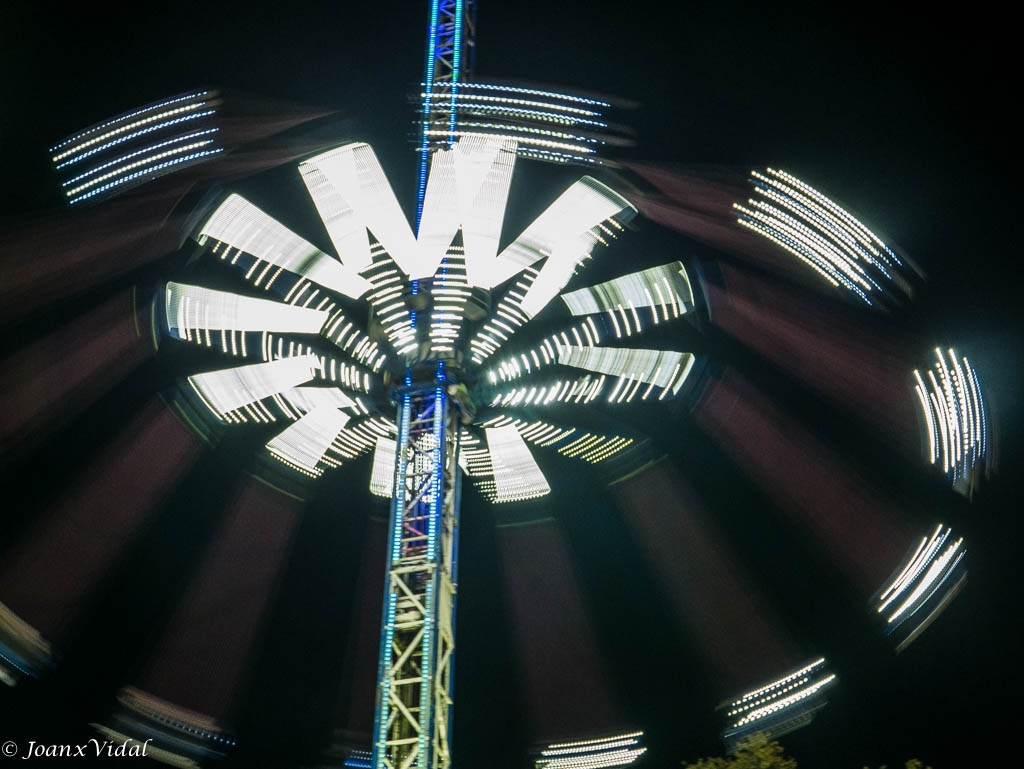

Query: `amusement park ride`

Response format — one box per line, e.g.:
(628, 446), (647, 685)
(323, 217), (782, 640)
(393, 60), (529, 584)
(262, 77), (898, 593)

(0, 3), (990, 769)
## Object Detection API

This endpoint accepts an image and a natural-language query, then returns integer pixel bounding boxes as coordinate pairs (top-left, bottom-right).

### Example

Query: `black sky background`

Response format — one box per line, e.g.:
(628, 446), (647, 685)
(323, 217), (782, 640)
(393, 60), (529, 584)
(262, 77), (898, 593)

(1, 2), (1020, 768)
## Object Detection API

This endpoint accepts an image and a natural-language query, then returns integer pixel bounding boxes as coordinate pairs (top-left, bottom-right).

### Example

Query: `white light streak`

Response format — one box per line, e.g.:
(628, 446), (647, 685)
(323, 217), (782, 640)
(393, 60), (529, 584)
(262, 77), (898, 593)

(369, 436), (397, 498)
(558, 346), (693, 394)
(912, 348), (988, 493)
(299, 143), (422, 276)
(485, 425), (551, 502)
(266, 406), (350, 477)
(723, 658), (835, 739)
(536, 731), (646, 769)
(735, 168), (912, 305)
(422, 135), (518, 288)
(875, 524), (967, 649)
(165, 282), (328, 338)
(561, 262), (694, 318)
(189, 355), (318, 419)
(199, 195), (371, 299)
(508, 179), (636, 315)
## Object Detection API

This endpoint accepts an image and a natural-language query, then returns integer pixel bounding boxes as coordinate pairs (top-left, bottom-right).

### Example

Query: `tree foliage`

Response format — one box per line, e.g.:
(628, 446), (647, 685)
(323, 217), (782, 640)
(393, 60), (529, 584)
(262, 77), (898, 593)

(681, 734), (797, 769)
(680, 734), (934, 769)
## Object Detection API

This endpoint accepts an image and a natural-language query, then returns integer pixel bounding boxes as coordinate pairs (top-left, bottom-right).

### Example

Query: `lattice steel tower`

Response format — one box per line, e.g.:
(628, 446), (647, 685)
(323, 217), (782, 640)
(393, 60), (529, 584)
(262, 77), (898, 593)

(373, 4), (476, 768)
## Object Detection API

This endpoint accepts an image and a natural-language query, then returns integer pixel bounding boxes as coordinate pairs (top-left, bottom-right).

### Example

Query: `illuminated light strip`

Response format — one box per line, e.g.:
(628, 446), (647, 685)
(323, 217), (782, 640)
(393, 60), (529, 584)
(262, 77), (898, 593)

(442, 81), (611, 107)
(728, 674), (811, 714)
(307, 355), (374, 394)
(51, 91), (210, 150)
(166, 283), (328, 336)
(369, 436), (397, 497)
(514, 148), (600, 165)
(877, 525), (948, 611)
(558, 346), (692, 393)
(750, 185), (888, 282)
(327, 423), (381, 462)
(52, 100), (209, 161)
(485, 425), (550, 502)
(54, 110), (217, 169)
(62, 128), (219, 185)
(580, 436), (633, 463)
(741, 201), (877, 291)
(772, 168), (902, 266)
(967, 364), (987, 458)
(516, 193), (634, 318)
(363, 252), (414, 350)
(561, 260), (696, 317)
(322, 309), (384, 369)
(417, 148), (470, 294)
(936, 352), (961, 467)
(478, 177), (635, 291)
(65, 139), (218, 197)
(887, 536), (965, 625)
(446, 102), (609, 128)
(913, 371), (939, 463)
(486, 319), (600, 383)
(754, 172), (888, 269)
(536, 749), (646, 769)
(872, 524), (967, 650)
(736, 168), (912, 305)
(68, 149), (222, 204)
(537, 731), (646, 769)
(731, 658), (827, 704)
(879, 533), (932, 604)
(441, 120), (600, 145)
(425, 129), (595, 157)
(752, 179), (886, 268)
(266, 406), (350, 476)
(737, 216), (845, 289)
(733, 675), (836, 727)
(542, 737), (642, 756)
(188, 355), (319, 418)
(741, 199), (862, 285)
(198, 194), (371, 299)
(911, 348), (988, 490)
(421, 91), (602, 117)
(736, 206), (861, 295)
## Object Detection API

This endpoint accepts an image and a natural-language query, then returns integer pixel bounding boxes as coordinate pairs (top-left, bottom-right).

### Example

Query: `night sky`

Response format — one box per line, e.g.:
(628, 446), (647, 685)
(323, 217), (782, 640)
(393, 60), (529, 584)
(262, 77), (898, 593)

(1, 2), (1019, 768)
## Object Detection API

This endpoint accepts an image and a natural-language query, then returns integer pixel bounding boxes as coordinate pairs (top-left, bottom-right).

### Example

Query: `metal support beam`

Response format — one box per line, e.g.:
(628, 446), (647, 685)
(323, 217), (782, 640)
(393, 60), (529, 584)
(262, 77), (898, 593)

(417, 0), (477, 221)
(373, 374), (462, 769)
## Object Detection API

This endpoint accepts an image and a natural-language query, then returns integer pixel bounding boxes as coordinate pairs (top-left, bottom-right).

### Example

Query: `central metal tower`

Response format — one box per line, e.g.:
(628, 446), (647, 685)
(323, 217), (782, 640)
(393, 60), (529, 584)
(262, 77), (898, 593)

(372, 370), (462, 768)
(374, 4), (476, 767)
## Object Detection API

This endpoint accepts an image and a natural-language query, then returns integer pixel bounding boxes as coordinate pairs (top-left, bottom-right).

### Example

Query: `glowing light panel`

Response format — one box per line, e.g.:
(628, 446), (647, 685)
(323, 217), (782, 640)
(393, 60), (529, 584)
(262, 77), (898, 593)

(561, 261), (694, 321)
(266, 406), (351, 477)
(558, 346), (694, 395)
(298, 143), (421, 276)
(165, 282), (328, 337)
(370, 435), (397, 498)
(188, 355), (319, 419)
(198, 194), (371, 299)
(485, 425), (551, 502)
